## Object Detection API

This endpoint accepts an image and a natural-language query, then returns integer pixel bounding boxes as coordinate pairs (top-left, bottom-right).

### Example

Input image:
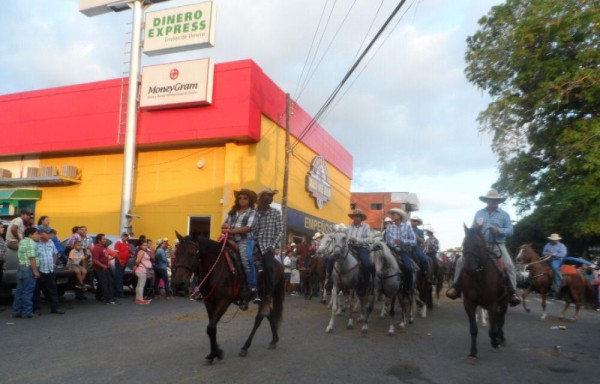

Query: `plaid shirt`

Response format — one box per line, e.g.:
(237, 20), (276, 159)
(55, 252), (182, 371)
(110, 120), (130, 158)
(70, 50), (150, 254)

(37, 240), (57, 273)
(0, 237), (6, 261)
(18, 237), (39, 266)
(225, 208), (257, 242)
(255, 206), (282, 254)
(472, 207), (513, 244)
(347, 222), (371, 246)
(385, 221), (417, 250)
(424, 236), (439, 254)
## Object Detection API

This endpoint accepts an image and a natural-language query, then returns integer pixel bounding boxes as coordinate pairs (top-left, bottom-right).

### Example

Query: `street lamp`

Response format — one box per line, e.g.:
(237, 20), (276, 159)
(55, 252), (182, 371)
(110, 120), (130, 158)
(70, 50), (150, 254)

(79, 0), (172, 235)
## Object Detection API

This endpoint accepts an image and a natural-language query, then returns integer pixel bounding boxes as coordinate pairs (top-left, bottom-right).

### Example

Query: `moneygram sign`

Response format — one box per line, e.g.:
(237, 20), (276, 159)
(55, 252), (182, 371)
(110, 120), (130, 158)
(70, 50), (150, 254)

(144, 1), (216, 56)
(139, 58), (214, 110)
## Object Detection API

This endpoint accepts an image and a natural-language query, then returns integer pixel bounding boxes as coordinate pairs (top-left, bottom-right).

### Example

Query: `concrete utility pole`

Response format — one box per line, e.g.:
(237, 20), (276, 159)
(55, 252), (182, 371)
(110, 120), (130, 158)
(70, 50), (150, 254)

(281, 93), (291, 249)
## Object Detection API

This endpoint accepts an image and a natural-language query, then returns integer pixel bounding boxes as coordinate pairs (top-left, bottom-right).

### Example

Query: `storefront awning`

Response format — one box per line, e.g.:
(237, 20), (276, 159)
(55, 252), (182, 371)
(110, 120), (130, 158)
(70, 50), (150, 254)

(0, 189), (42, 201)
(0, 176), (80, 187)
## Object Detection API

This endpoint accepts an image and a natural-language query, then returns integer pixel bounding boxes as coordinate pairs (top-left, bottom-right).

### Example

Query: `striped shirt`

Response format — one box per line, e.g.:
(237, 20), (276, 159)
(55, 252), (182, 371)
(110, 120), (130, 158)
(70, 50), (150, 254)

(18, 237), (39, 266)
(385, 222), (417, 250)
(37, 240), (57, 273)
(224, 208), (257, 242)
(346, 222), (371, 246)
(472, 207), (513, 244)
(255, 206), (283, 254)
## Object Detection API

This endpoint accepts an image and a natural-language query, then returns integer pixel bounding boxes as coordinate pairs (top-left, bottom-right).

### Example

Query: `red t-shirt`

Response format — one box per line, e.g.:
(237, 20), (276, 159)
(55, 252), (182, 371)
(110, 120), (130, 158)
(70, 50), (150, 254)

(114, 241), (131, 266)
(92, 245), (109, 271)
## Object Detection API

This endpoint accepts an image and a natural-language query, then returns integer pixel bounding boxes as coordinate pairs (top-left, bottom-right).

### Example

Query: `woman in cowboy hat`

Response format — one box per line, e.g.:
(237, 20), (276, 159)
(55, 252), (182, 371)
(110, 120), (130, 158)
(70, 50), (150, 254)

(222, 188), (260, 304)
(446, 189), (521, 307)
(347, 209), (373, 295)
(543, 233), (568, 298)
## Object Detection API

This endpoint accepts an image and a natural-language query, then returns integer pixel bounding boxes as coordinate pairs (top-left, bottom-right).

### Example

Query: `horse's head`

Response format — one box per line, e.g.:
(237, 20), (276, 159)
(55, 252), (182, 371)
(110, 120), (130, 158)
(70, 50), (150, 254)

(172, 231), (199, 288)
(515, 244), (539, 264)
(329, 230), (349, 261)
(462, 224), (487, 269)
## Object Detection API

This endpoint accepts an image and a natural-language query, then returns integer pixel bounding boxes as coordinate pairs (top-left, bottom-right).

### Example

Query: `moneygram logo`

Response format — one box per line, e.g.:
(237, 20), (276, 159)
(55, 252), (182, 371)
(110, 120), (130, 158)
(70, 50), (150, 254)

(169, 68), (179, 80)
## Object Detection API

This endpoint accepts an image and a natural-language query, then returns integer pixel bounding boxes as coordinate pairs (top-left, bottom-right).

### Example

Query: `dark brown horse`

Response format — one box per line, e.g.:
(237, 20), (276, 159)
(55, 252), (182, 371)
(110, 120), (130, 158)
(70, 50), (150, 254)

(458, 225), (509, 359)
(301, 254), (324, 300)
(515, 244), (553, 320)
(172, 233), (284, 362)
(415, 256), (435, 318)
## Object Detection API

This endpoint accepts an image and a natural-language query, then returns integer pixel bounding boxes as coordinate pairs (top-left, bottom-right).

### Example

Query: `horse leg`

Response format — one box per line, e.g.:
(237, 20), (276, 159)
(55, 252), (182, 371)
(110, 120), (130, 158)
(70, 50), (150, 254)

(522, 289), (531, 313)
(239, 310), (267, 357)
(360, 293), (373, 334)
(465, 303), (478, 359)
(387, 294), (396, 335)
(205, 303), (227, 363)
(347, 291), (356, 330)
(326, 285), (338, 333)
(540, 292), (548, 321)
(572, 287), (581, 321)
(487, 305), (500, 350)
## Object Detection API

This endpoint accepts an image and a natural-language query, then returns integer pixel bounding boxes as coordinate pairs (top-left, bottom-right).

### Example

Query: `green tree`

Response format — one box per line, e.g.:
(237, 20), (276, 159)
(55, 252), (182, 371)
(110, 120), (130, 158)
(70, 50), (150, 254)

(465, 0), (600, 245)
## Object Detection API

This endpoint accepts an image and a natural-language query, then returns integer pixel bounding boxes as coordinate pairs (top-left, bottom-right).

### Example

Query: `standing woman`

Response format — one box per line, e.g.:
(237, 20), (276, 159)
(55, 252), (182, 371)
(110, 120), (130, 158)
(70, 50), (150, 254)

(132, 240), (154, 305)
(153, 238), (173, 299)
(222, 188), (260, 303)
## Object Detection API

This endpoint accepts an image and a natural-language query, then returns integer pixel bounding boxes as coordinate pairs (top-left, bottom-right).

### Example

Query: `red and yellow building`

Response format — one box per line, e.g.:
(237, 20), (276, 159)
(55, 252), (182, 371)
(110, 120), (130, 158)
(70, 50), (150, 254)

(0, 59), (352, 244)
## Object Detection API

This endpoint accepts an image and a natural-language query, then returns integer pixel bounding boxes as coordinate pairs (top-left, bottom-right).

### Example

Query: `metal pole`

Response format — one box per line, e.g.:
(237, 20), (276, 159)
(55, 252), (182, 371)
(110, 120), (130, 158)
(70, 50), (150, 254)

(119, 0), (144, 235)
(281, 93), (291, 249)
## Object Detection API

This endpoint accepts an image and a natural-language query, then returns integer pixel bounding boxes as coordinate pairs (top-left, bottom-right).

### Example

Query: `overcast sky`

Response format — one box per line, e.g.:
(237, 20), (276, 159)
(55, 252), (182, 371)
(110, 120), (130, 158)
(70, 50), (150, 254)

(0, 0), (511, 249)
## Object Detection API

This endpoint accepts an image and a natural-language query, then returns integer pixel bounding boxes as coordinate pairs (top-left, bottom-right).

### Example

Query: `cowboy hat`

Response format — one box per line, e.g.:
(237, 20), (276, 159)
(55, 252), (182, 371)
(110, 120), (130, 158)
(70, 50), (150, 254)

(233, 188), (258, 204)
(479, 189), (507, 203)
(388, 208), (408, 220)
(383, 217), (393, 223)
(348, 209), (367, 220)
(312, 232), (323, 240)
(257, 187), (279, 197)
(547, 233), (562, 241)
(156, 238), (165, 247)
(425, 227), (436, 234)
(410, 216), (423, 224)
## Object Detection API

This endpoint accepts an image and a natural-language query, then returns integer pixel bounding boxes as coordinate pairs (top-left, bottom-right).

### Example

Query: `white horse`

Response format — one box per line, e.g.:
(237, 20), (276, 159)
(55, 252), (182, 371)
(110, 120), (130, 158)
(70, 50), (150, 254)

(369, 239), (402, 335)
(323, 230), (369, 334)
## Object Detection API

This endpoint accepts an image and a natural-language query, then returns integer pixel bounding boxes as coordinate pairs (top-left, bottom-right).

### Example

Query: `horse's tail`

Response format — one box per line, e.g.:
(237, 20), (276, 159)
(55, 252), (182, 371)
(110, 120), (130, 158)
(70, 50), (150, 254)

(272, 265), (285, 327)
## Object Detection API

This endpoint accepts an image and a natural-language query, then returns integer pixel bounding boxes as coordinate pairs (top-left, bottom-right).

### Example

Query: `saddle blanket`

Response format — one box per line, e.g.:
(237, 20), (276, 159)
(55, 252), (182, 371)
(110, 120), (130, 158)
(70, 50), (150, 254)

(560, 264), (577, 275)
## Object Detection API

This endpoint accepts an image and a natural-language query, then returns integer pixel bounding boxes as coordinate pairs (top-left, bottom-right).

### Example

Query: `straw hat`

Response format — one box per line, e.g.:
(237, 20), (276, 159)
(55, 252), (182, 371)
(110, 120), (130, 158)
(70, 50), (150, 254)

(312, 232), (323, 240)
(547, 233), (562, 241)
(383, 217), (393, 223)
(348, 209), (367, 220)
(425, 227), (436, 234)
(156, 238), (165, 247)
(410, 216), (423, 225)
(257, 187), (279, 197)
(479, 189), (506, 203)
(388, 208), (408, 220)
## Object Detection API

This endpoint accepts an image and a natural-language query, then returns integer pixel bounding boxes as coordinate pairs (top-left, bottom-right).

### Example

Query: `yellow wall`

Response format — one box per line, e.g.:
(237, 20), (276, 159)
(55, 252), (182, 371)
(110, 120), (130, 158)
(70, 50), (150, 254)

(31, 115), (351, 243)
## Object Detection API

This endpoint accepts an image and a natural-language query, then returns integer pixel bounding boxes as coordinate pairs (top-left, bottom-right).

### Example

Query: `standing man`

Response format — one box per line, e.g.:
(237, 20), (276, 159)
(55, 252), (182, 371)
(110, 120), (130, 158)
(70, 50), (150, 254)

(11, 227), (40, 318)
(0, 224), (7, 288)
(6, 208), (34, 250)
(543, 233), (568, 298)
(385, 208), (417, 291)
(114, 232), (132, 298)
(254, 187), (283, 304)
(32, 228), (65, 315)
(446, 189), (521, 307)
(347, 209), (373, 295)
(92, 234), (116, 305)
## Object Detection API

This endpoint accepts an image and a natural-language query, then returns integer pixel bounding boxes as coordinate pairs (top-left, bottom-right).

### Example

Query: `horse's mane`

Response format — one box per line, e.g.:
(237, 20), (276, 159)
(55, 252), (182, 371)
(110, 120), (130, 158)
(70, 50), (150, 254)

(187, 235), (223, 255)
(371, 240), (399, 271)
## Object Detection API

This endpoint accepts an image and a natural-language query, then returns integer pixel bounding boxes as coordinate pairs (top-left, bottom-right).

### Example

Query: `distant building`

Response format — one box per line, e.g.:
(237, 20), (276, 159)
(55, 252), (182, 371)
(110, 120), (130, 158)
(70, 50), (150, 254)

(350, 192), (419, 230)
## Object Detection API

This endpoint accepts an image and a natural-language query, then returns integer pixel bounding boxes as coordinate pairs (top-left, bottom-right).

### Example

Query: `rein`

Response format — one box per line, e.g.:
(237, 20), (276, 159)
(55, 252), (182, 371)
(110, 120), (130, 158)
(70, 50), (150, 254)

(189, 233), (230, 300)
(523, 254), (552, 267)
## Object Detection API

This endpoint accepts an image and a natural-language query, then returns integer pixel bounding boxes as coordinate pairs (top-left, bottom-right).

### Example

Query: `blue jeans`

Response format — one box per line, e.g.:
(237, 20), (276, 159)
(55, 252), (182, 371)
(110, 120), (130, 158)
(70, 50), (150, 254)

(114, 262), (125, 297)
(550, 257), (563, 289)
(393, 248), (414, 291)
(13, 267), (35, 316)
(240, 238), (257, 289)
(413, 245), (429, 274)
(153, 268), (173, 296)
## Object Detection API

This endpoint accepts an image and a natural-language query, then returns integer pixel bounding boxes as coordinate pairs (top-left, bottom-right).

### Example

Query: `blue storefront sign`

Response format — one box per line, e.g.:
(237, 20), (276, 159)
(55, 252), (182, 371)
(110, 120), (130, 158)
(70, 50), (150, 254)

(286, 207), (335, 235)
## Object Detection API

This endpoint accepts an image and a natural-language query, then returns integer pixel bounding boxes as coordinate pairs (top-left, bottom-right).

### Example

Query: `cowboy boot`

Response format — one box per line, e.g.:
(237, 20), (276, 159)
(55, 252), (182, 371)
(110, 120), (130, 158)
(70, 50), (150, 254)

(250, 288), (261, 304)
(445, 284), (461, 300)
(508, 285), (522, 307)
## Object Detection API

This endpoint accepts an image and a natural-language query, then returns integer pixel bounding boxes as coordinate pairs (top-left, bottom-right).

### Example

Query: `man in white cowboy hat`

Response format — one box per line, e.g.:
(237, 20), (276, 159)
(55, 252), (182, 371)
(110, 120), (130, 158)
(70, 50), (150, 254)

(347, 209), (374, 295)
(410, 216), (435, 284)
(424, 227), (440, 280)
(254, 187), (283, 303)
(543, 233), (568, 297)
(446, 189), (521, 307)
(385, 207), (417, 290)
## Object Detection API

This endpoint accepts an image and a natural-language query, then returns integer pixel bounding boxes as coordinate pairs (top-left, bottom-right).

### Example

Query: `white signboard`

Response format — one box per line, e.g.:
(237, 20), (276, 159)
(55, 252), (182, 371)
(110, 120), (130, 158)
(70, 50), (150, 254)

(144, 1), (216, 56)
(139, 58), (214, 110)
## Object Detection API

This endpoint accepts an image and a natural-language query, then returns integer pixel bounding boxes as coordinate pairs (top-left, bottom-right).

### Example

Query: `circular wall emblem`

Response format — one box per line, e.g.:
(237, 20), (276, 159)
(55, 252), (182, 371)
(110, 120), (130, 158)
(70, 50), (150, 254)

(169, 68), (179, 80)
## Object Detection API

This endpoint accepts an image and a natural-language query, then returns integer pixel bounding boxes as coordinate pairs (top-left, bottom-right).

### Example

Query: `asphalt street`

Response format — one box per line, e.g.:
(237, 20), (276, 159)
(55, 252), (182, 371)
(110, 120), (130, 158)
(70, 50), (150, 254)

(1, 289), (598, 384)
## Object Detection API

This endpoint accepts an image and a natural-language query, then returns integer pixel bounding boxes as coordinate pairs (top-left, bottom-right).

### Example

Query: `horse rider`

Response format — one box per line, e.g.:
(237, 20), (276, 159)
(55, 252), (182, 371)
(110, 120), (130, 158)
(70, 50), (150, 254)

(382, 217), (393, 241)
(222, 188), (260, 304)
(446, 189), (521, 307)
(543, 233), (568, 299)
(424, 227), (440, 282)
(409, 216), (435, 284)
(255, 187), (283, 304)
(310, 232), (323, 255)
(385, 208), (416, 291)
(347, 209), (374, 295)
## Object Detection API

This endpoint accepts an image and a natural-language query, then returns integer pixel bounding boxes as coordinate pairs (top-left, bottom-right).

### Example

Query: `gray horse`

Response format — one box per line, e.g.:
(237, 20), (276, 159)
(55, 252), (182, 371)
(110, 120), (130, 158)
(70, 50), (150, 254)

(369, 239), (403, 335)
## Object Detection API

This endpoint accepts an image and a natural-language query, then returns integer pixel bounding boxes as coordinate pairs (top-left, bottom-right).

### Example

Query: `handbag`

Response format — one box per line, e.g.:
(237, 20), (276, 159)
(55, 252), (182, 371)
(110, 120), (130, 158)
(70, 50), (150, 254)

(145, 266), (155, 280)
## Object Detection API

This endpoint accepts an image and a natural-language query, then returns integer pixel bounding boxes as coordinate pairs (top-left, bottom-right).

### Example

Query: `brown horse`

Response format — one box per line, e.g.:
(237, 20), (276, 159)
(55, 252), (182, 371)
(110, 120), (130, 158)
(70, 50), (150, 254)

(515, 244), (553, 320)
(172, 233), (284, 362)
(458, 225), (509, 359)
(302, 254), (324, 300)
(557, 264), (595, 321)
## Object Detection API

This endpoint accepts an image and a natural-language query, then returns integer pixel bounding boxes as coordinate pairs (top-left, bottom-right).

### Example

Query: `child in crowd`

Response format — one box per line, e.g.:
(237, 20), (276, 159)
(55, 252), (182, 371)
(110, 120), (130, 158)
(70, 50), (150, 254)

(68, 241), (88, 290)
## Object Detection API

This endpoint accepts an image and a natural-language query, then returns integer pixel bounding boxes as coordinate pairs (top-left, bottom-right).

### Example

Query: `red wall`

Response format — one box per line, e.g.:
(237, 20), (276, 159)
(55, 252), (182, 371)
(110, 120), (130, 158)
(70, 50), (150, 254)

(0, 59), (352, 178)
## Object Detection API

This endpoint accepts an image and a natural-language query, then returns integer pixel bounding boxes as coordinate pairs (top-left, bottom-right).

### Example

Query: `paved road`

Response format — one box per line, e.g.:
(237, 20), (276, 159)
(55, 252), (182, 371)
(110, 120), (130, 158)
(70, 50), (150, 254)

(1, 290), (598, 384)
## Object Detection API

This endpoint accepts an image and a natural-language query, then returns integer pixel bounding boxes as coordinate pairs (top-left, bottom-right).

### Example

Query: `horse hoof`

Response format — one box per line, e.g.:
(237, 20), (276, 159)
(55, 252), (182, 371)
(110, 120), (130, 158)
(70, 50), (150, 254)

(541, 313), (547, 321)
(361, 327), (368, 334)
(526, 308), (531, 313)
(268, 343), (277, 350)
(239, 349), (248, 357)
(347, 324), (354, 330)
(325, 327), (333, 333)
(467, 356), (478, 365)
